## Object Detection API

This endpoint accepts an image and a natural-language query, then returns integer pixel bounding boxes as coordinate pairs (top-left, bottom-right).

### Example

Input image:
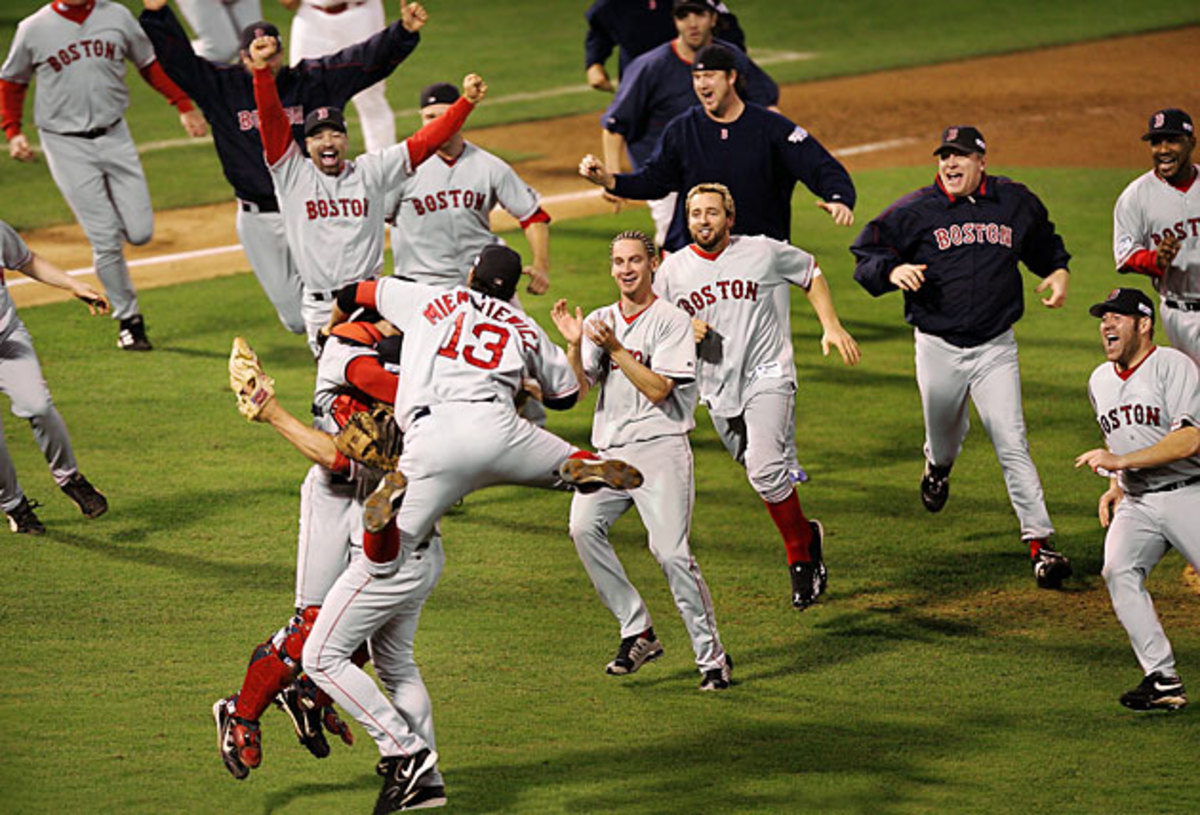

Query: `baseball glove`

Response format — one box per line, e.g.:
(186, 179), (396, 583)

(334, 406), (402, 471)
(229, 336), (275, 421)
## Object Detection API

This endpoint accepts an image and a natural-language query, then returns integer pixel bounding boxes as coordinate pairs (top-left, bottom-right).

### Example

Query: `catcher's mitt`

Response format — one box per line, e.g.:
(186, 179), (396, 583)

(229, 336), (275, 421)
(335, 406), (402, 471)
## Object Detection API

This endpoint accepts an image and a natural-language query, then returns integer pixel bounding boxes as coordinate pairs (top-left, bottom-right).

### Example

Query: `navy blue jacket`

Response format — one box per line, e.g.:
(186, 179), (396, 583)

(602, 37), (777, 168)
(851, 174), (1071, 347)
(611, 103), (855, 252)
(584, 0), (745, 76)
(139, 6), (418, 207)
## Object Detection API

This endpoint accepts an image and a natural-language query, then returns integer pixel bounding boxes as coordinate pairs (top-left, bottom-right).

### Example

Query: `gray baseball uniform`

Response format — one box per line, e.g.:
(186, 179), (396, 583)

(1088, 346), (1200, 677)
(569, 298), (725, 673)
(1, 0), (184, 325)
(1113, 164), (1200, 367)
(304, 276), (584, 762)
(0, 221), (82, 513)
(386, 141), (543, 287)
(174, 0), (262, 63)
(654, 236), (814, 503)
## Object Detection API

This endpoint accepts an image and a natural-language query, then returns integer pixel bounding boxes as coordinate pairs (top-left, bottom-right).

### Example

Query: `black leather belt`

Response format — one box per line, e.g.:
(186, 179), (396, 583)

(239, 198), (280, 214)
(313, 1), (366, 13)
(412, 396), (498, 421)
(307, 290), (332, 301)
(1164, 299), (1200, 312)
(1141, 474), (1200, 494)
(60, 121), (118, 139)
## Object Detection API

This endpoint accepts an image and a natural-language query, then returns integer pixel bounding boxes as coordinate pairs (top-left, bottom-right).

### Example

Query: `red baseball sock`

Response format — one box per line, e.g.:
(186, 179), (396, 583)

(364, 521), (399, 564)
(765, 489), (813, 565)
(236, 643), (295, 721)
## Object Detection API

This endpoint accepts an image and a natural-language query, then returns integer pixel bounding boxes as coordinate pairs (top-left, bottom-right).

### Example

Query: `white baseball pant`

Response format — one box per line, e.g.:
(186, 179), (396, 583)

(710, 377), (798, 504)
(294, 464), (358, 607)
(1159, 299), (1200, 369)
(174, 0), (263, 63)
(234, 204), (306, 335)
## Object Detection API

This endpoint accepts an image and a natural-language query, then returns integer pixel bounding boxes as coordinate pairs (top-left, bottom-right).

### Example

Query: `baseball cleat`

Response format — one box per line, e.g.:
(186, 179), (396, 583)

(1119, 672), (1188, 711)
(60, 473), (108, 519)
(375, 748), (439, 814)
(605, 628), (664, 675)
(364, 471), (408, 534)
(1030, 541), (1073, 589)
(559, 453), (643, 494)
(920, 461), (951, 512)
(213, 697), (260, 779)
(117, 314), (152, 351)
(699, 654), (733, 692)
(275, 685), (331, 759)
(6, 497), (45, 535)
(789, 520), (828, 611)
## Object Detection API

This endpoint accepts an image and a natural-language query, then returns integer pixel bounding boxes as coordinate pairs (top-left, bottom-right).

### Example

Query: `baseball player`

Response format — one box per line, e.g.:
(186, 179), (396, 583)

(140, 1), (427, 341)
(385, 81), (551, 296)
(654, 183), (860, 610)
(580, 42), (855, 254)
(214, 323), (404, 781)
(851, 125), (1074, 588)
(304, 245), (644, 812)
(599, 0), (777, 248)
(174, 0), (262, 63)
(1075, 287), (1200, 711)
(1112, 107), (1200, 368)
(248, 26), (485, 355)
(0, 220), (109, 535)
(584, 0), (744, 93)
(281, 0), (396, 153)
(1, 0), (207, 352)
(551, 229), (731, 690)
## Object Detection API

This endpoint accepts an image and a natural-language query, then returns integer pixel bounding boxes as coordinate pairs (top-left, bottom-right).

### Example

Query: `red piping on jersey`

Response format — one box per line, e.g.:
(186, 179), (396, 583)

(1115, 345), (1156, 381)
(0, 79), (27, 139)
(935, 172), (987, 203)
(1120, 248), (1165, 278)
(406, 97), (475, 168)
(52, 0), (94, 24)
(139, 61), (193, 112)
(1157, 165), (1198, 193)
(688, 243), (725, 261)
(519, 207), (551, 230)
(670, 40), (694, 66)
(619, 295), (657, 325)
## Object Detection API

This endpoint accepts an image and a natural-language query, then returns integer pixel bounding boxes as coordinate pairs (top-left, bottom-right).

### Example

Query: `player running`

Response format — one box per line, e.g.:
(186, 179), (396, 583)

(552, 229), (731, 690)
(655, 183), (860, 611)
(1075, 287), (1200, 711)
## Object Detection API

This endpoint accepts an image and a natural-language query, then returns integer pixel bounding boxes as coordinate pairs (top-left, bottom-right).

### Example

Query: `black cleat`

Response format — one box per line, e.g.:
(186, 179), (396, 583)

(213, 697), (260, 779)
(604, 628), (664, 675)
(920, 461), (951, 512)
(699, 655), (733, 692)
(117, 314), (152, 351)
(789, 521), (828, 611)
(6, 497), (45, 535)
(275, 685), (330, 759)
(400, 784), (447, 810)
(60, 473), (108, 519)
(375, 748), (439, 814)
(1120, 672), (1188, 711)
(1031, 541), (1073, 589)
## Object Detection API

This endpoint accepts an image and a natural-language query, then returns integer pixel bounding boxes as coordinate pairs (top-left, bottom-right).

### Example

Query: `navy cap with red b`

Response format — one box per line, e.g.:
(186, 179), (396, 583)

(1088, 287), (1155, 323)
(934, 125), (986, 156)
(1142, 108), (1194, 141)
(303, 106), (346, 138)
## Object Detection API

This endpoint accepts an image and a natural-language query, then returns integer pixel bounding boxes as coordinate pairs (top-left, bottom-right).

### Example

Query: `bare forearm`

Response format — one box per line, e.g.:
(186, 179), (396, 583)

(601, 129), (626, 172)
(804, 274), (845, 332)
(611, 348), (673, 404)
(1113, 427), (1200, 471)
(564, 342), (590, 401)
(261, 400), (340, 468)
(524, 220), (550, 273)
(20, 254), (80, 292)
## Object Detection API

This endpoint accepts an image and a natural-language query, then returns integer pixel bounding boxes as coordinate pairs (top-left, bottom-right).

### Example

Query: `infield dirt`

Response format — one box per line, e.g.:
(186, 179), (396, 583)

(13, 26), (1200, 308)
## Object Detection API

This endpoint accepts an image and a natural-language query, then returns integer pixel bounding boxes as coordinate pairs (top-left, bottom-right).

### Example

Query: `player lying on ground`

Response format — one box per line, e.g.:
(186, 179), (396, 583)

(552, 229), (733, 690)
(1075, 287), (1200, 712)
(302, 245), (644, 813)
(0, 220), (110, 535)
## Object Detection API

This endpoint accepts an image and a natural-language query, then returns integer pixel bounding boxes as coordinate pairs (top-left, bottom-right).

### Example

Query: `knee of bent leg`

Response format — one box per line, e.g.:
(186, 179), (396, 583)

(746, 457), (791, 503)
(124, 220), (153, 246)
(1101, 559), (1144, 593)
(11, 390), (54, 421)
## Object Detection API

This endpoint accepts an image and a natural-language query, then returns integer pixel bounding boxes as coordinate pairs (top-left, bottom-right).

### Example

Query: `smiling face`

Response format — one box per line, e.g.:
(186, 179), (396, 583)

(306, 126), (348, 176)
(673, 9), (717, 51)
(687, 191), (732, 252)
(610, 238), (656, 301)
(1098, 311), (1153, 369)
(937, 149), (986, 197)
(1149, 134), (1196, 185)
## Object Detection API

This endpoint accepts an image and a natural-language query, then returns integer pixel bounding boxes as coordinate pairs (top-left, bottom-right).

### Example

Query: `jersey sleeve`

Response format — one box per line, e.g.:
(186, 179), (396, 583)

(373, 277), (424, 334)
(601, 56), (650, 139)
(138, 6), (217, 99)
(584, 1), (615, 68)
(0, 221), (32, 271)
(306, 22), (420, 104)
(610, 116), (685, 201)
(1163, 354), (1200, 431)
(0, 21), (34, 84)
(850, 206), (910, 296)
(1017, 186), (1071, 276)
(492, 159), (542, 223)
(532, 327), (582, 402)
(650, 304), (696, 382)
(771, 239), (817, 291)
(774, 114), (856, 209)
(122, 7), (158, 69)
(1112, 182), (1147, 269)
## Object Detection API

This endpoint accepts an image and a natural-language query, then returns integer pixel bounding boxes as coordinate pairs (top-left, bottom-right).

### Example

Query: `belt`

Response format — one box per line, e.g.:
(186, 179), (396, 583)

(1140, 474), (1200, 494)
(312, 1), (365, 13)
(1163, 299), (1200, 312)
(307, 290), (333, 301)
(239, 198), (280, 214)
(412, 396), (499, 421)
(59, 121), (119, 139)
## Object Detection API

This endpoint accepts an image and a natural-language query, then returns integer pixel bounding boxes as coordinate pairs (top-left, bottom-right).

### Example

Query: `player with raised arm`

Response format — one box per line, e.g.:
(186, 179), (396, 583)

(1075, 288), (1200, 711)
(552, 230), (731, 690)
(655, 183), (860, 611)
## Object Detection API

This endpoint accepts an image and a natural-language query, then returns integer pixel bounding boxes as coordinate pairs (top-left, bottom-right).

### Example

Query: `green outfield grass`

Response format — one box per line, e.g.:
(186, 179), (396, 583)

(2, 0), (1199, 228)
(1, 162), (1198, 814)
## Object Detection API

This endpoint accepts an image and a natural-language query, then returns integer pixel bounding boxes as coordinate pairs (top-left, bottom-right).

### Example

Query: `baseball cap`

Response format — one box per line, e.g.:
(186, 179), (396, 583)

(419, 82), (460, 108)
(934, 125), (986, 156)
(1088, 287), (1155, 322)
(674, 0), (718, 15)
(692, 43), (736, 73)
(239, 21), (281, 54)
(303, 106), (346, 138)
(1142, 108), (1194, 141)
(472, 245), (523, 300)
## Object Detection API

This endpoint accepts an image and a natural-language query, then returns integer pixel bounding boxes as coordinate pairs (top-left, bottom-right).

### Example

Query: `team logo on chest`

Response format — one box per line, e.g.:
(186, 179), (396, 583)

(410, 189), (488, 216)
(1097, 402), (1162, 435)
(45, 40), (119, 72)
(305, 197), (369, 219)
(933, 222), (1013, 250)
(674, 279), (759, 317)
